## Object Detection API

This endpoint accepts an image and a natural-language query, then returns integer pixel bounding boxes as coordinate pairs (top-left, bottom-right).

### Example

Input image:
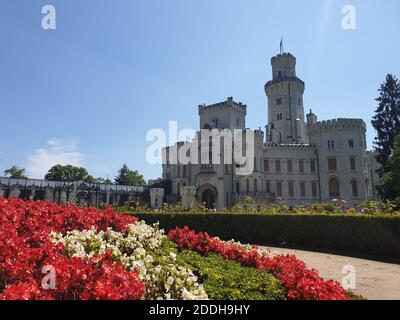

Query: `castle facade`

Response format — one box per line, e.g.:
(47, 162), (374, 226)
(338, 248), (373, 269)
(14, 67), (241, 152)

(162, 50), (380, 209)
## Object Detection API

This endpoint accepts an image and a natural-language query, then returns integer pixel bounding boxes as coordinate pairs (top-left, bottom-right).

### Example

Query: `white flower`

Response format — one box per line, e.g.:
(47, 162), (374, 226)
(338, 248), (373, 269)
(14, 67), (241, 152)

(51, 221), (209, 300)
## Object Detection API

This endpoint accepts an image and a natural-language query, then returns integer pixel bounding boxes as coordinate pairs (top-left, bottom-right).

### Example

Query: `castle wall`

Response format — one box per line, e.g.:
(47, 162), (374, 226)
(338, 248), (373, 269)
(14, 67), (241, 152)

(309, 119), (368, 203)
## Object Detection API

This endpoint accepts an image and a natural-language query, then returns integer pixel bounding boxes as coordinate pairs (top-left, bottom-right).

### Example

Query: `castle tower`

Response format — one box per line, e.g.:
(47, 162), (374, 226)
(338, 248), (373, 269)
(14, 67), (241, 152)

(265, 48), (308, 144)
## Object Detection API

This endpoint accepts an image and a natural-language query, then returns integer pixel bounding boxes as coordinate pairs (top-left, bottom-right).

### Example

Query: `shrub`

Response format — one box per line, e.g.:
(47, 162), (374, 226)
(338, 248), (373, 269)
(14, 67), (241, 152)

(176, 250), (286, 300)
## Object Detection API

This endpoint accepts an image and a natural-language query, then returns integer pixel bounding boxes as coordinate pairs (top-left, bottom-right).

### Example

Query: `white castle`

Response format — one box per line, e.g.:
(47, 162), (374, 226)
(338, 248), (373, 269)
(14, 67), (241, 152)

(162, 49), (380, 210)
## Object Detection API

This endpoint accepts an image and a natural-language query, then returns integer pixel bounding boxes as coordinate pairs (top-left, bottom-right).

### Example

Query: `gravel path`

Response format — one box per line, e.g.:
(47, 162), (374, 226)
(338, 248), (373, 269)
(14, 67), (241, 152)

(261, 246), (400, 300)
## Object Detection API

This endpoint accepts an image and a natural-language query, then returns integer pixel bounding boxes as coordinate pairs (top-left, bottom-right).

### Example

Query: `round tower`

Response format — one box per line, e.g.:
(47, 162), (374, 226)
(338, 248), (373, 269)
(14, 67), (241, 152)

(265, 51), (308, 145)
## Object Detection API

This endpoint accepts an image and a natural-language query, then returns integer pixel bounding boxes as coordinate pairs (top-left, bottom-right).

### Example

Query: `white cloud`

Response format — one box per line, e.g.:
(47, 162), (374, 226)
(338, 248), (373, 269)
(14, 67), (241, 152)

(27, 139), (86, 179)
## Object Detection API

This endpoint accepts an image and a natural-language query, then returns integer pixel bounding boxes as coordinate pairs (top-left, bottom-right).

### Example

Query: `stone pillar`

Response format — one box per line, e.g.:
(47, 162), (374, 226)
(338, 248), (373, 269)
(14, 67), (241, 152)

(106, 189), (110, 204)
(30, 188), (36, 200)
(45, 189), (54, 202)
(9, 188), (21, 198)
(59, 190), (68, 205)
(68, 190), (76, 203)
(150, 188), (164, 210)
(90, 192), (97, 207)
(180, 186), (196, 210)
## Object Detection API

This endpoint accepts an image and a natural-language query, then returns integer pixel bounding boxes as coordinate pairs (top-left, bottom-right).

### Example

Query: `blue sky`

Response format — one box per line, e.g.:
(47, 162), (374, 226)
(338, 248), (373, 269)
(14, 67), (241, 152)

(0, 0), (399, 181)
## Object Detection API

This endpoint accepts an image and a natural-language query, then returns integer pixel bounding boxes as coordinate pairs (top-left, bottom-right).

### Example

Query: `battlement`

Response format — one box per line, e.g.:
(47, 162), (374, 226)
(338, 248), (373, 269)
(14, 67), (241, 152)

(265, 76), (305, 88)
(198, 97), (247, 114)
(308, 118), (366, 135)
(314, 118), (365, 127)
(271, 52), (296, 63)
(263, 143), (316, 151)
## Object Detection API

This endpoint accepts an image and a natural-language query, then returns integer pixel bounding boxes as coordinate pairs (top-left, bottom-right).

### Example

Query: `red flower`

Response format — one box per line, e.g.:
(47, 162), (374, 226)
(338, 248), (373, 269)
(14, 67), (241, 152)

(0, 197), (144, 300)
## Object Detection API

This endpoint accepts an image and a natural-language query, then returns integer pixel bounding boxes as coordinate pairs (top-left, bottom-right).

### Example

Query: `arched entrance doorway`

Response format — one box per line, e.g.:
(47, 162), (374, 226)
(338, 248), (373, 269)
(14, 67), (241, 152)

(202, 188), (216, 209)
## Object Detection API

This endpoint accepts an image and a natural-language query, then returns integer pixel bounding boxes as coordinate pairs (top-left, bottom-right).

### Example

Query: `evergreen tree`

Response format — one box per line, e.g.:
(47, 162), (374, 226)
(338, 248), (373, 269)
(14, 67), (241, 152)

(371, 74), (400, 198)
(371, 74), (400, 169)
(114, 163), (145, 186)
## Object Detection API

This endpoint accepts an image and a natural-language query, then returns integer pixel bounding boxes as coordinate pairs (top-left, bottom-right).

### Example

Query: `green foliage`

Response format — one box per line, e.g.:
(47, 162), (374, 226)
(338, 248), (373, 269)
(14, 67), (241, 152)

(176, 250), (285, 300)
(371, 74), (400, 198)
(134, 213), (400, 259)
(114, 163), (145, 186)
(146, 238), (285, 300)
(3, 165), (28, 179)
(45, 164), (93, 182)
(381, 134), (400, 203)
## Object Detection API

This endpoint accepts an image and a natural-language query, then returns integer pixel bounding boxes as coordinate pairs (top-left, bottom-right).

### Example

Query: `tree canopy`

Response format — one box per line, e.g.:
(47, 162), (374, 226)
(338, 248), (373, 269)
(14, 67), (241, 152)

(371, 74), (400, 169)
(381, 134), (400, 201)
(3, 166), (28, 179)
(371, 74), (400, 198)
(45, 164), (93, 183)
(114, 163), (146, 186)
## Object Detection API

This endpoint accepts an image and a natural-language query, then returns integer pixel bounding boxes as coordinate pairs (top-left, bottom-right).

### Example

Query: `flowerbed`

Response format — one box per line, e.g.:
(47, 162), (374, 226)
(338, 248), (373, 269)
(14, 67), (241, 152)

(168, 227), (347, 300)
(0, 197), (347, 300)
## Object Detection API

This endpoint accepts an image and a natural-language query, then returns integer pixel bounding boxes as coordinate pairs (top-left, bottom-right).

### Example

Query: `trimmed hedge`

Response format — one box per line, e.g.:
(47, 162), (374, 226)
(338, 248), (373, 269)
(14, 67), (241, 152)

(133, 213), (400, 259)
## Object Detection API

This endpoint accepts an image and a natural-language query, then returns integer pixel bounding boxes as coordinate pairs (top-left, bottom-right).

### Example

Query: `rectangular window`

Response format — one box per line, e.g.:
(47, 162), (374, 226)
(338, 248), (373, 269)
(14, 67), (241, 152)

(287, 160), (293, 173)
(310, 160), (316, 173)
(275, 160), (281, 173)
(350, 157), (356, 171)
(276, 98), (282, 105)
(299, 160), (304, 173)
(264, 159), (270, 172)
(300, 182), (306, 197)
(328, 158), (337, 171)
(312, 182), (318, 198)
(266, 181), (271, 193)
(276, 182), (282, 197)
(288, 182), (294, 197)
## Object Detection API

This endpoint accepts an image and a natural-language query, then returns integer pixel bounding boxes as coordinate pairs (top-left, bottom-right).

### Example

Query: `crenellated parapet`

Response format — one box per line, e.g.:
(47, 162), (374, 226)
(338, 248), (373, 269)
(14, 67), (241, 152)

(308, 118), (366, 136)
(198, 97), (247, 115)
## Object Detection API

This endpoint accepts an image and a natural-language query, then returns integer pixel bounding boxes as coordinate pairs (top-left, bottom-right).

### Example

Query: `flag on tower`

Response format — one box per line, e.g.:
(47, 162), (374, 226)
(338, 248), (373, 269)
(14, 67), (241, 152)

(280, 37), (283, 54)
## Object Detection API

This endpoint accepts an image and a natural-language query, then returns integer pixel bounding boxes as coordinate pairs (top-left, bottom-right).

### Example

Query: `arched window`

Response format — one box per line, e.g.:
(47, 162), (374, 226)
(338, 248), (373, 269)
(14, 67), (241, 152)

(351, 179), (358, 197)
(329, 177), (340, 197)
(246, 179), (250, 193)
(254, 179), (258, 193)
